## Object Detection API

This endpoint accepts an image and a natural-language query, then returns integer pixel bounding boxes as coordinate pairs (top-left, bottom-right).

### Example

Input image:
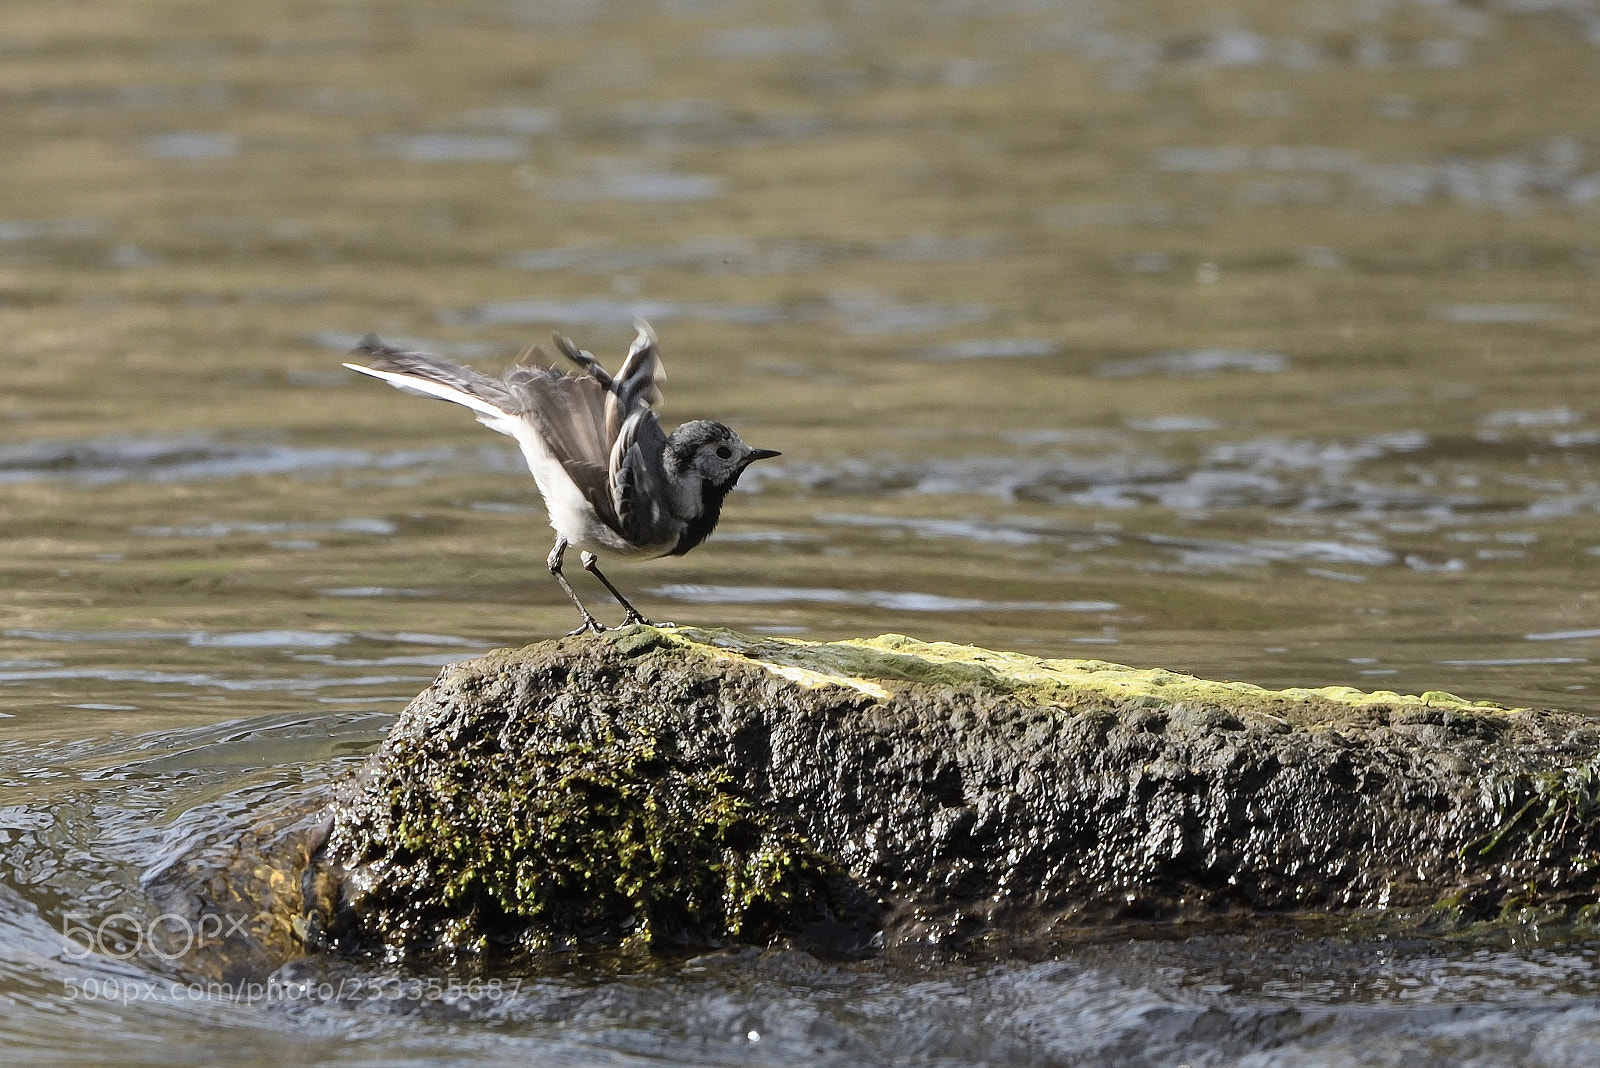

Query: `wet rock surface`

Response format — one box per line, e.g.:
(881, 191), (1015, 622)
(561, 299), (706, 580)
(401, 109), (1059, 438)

(311, 628), (1600, 961)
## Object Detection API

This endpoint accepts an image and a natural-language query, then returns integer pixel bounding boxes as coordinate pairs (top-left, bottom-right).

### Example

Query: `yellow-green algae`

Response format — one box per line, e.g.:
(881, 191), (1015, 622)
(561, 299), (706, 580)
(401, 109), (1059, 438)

(626, 627), (1515, 724)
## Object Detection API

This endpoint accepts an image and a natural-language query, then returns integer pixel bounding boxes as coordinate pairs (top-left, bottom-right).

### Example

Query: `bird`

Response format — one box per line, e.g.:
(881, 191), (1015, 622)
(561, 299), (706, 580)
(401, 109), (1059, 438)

(343, 321), (779, 635)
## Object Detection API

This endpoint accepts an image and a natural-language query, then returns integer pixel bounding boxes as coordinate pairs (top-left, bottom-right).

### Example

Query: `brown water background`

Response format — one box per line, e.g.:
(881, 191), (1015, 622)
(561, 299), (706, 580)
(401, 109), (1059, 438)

(5, 2), (1600, 1064)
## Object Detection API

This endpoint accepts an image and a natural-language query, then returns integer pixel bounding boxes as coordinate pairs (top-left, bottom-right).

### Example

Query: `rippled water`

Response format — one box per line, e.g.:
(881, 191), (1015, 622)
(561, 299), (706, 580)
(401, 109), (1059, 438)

(5, 0), (1600, 1063)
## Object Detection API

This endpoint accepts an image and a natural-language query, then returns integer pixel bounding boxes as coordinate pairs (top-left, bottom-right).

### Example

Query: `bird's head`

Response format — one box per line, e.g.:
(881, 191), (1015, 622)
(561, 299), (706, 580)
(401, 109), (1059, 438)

(664, 420), (780, 491)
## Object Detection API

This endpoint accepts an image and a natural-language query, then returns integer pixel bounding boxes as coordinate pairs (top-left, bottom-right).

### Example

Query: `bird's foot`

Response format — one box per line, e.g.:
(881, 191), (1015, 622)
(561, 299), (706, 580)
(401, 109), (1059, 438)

(565, 616), (607, 637)
(619, 610), (656, 628)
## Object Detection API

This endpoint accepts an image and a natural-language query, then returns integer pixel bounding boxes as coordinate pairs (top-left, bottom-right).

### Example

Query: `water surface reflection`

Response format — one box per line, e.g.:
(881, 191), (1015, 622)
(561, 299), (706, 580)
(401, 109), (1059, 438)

(4, 0), (1600, 1063)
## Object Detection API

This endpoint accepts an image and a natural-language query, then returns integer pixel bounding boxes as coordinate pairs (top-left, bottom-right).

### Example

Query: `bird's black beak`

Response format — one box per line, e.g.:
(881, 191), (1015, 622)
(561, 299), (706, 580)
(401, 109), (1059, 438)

(742, 448), (781, 468)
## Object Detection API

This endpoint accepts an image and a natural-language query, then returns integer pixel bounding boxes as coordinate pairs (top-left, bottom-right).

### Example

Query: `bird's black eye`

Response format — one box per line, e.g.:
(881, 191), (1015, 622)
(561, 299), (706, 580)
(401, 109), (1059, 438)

(715, 445), (734, 460)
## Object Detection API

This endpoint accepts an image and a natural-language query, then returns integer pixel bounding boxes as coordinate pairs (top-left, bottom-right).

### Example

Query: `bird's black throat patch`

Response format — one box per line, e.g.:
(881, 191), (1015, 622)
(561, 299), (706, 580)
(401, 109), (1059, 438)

(670, 487), (729, 556)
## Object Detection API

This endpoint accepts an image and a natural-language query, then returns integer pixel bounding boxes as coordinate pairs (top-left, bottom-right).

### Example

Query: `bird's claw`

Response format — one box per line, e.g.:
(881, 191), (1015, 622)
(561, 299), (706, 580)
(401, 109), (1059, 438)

(566, 614), (668, 636)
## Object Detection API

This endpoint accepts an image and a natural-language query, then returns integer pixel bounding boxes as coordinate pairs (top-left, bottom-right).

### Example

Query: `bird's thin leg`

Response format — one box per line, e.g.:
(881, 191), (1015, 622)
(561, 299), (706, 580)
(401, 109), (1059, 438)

(580, 551), (659, 627)
(548, 539), (605, 635)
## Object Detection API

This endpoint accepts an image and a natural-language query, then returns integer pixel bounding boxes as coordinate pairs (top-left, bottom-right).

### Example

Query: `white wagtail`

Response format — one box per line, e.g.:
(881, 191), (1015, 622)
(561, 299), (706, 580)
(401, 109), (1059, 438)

(344, 321), (779, 634)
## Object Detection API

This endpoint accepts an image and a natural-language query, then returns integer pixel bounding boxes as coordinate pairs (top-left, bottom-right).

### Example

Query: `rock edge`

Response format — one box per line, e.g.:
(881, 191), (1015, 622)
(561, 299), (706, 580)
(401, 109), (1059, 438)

(308, 627), (1600, 961)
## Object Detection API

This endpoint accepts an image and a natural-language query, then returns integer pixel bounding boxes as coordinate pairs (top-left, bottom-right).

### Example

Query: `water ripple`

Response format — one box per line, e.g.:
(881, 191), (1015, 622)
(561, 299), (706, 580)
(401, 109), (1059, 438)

(132, 518), (395, 538)
(817, 512), (1060, 546)
(0, 435), (496, 484)
(1098, 350), (1288, 377)
(445, 297), (782, 328)
(373, 134), (529, 162)
(653, 583), (1117, 613)
(1151, 138), (1600, 210)
(5, 628), (482, 649)
(0, 666), (427, 692)
(0, 436), (366, 484)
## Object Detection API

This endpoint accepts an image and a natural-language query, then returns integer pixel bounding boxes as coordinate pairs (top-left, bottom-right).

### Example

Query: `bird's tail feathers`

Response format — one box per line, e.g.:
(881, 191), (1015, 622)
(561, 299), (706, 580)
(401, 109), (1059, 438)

(344, 335), (514, 422)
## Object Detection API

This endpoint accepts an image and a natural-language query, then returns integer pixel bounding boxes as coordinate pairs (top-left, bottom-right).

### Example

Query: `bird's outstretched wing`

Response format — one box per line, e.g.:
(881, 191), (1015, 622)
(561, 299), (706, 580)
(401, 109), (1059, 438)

(552, 320), (666, 437)
(550, 322), (676, 545)
(345, 334), (627, 536)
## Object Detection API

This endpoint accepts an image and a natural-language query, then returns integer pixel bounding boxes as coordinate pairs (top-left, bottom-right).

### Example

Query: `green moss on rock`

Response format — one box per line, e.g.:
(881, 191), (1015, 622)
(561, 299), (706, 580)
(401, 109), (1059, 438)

(320, 635), (865, 960)
(395, 730), (837, 951)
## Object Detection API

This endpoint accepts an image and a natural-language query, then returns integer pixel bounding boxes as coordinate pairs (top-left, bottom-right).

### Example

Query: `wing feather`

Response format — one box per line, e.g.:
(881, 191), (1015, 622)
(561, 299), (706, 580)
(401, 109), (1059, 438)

(608, 320), (666, 433)
(348, 335), (622, 535)
(502, 369), (623, 533)
(347, 327), (676, 547)
(609, 409), (672, 545)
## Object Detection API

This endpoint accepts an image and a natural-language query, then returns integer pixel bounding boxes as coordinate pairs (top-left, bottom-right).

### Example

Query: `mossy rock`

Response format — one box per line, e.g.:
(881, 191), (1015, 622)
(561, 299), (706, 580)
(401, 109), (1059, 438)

(331, 724), (849, 956)
(311, 627), (1600, 961)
